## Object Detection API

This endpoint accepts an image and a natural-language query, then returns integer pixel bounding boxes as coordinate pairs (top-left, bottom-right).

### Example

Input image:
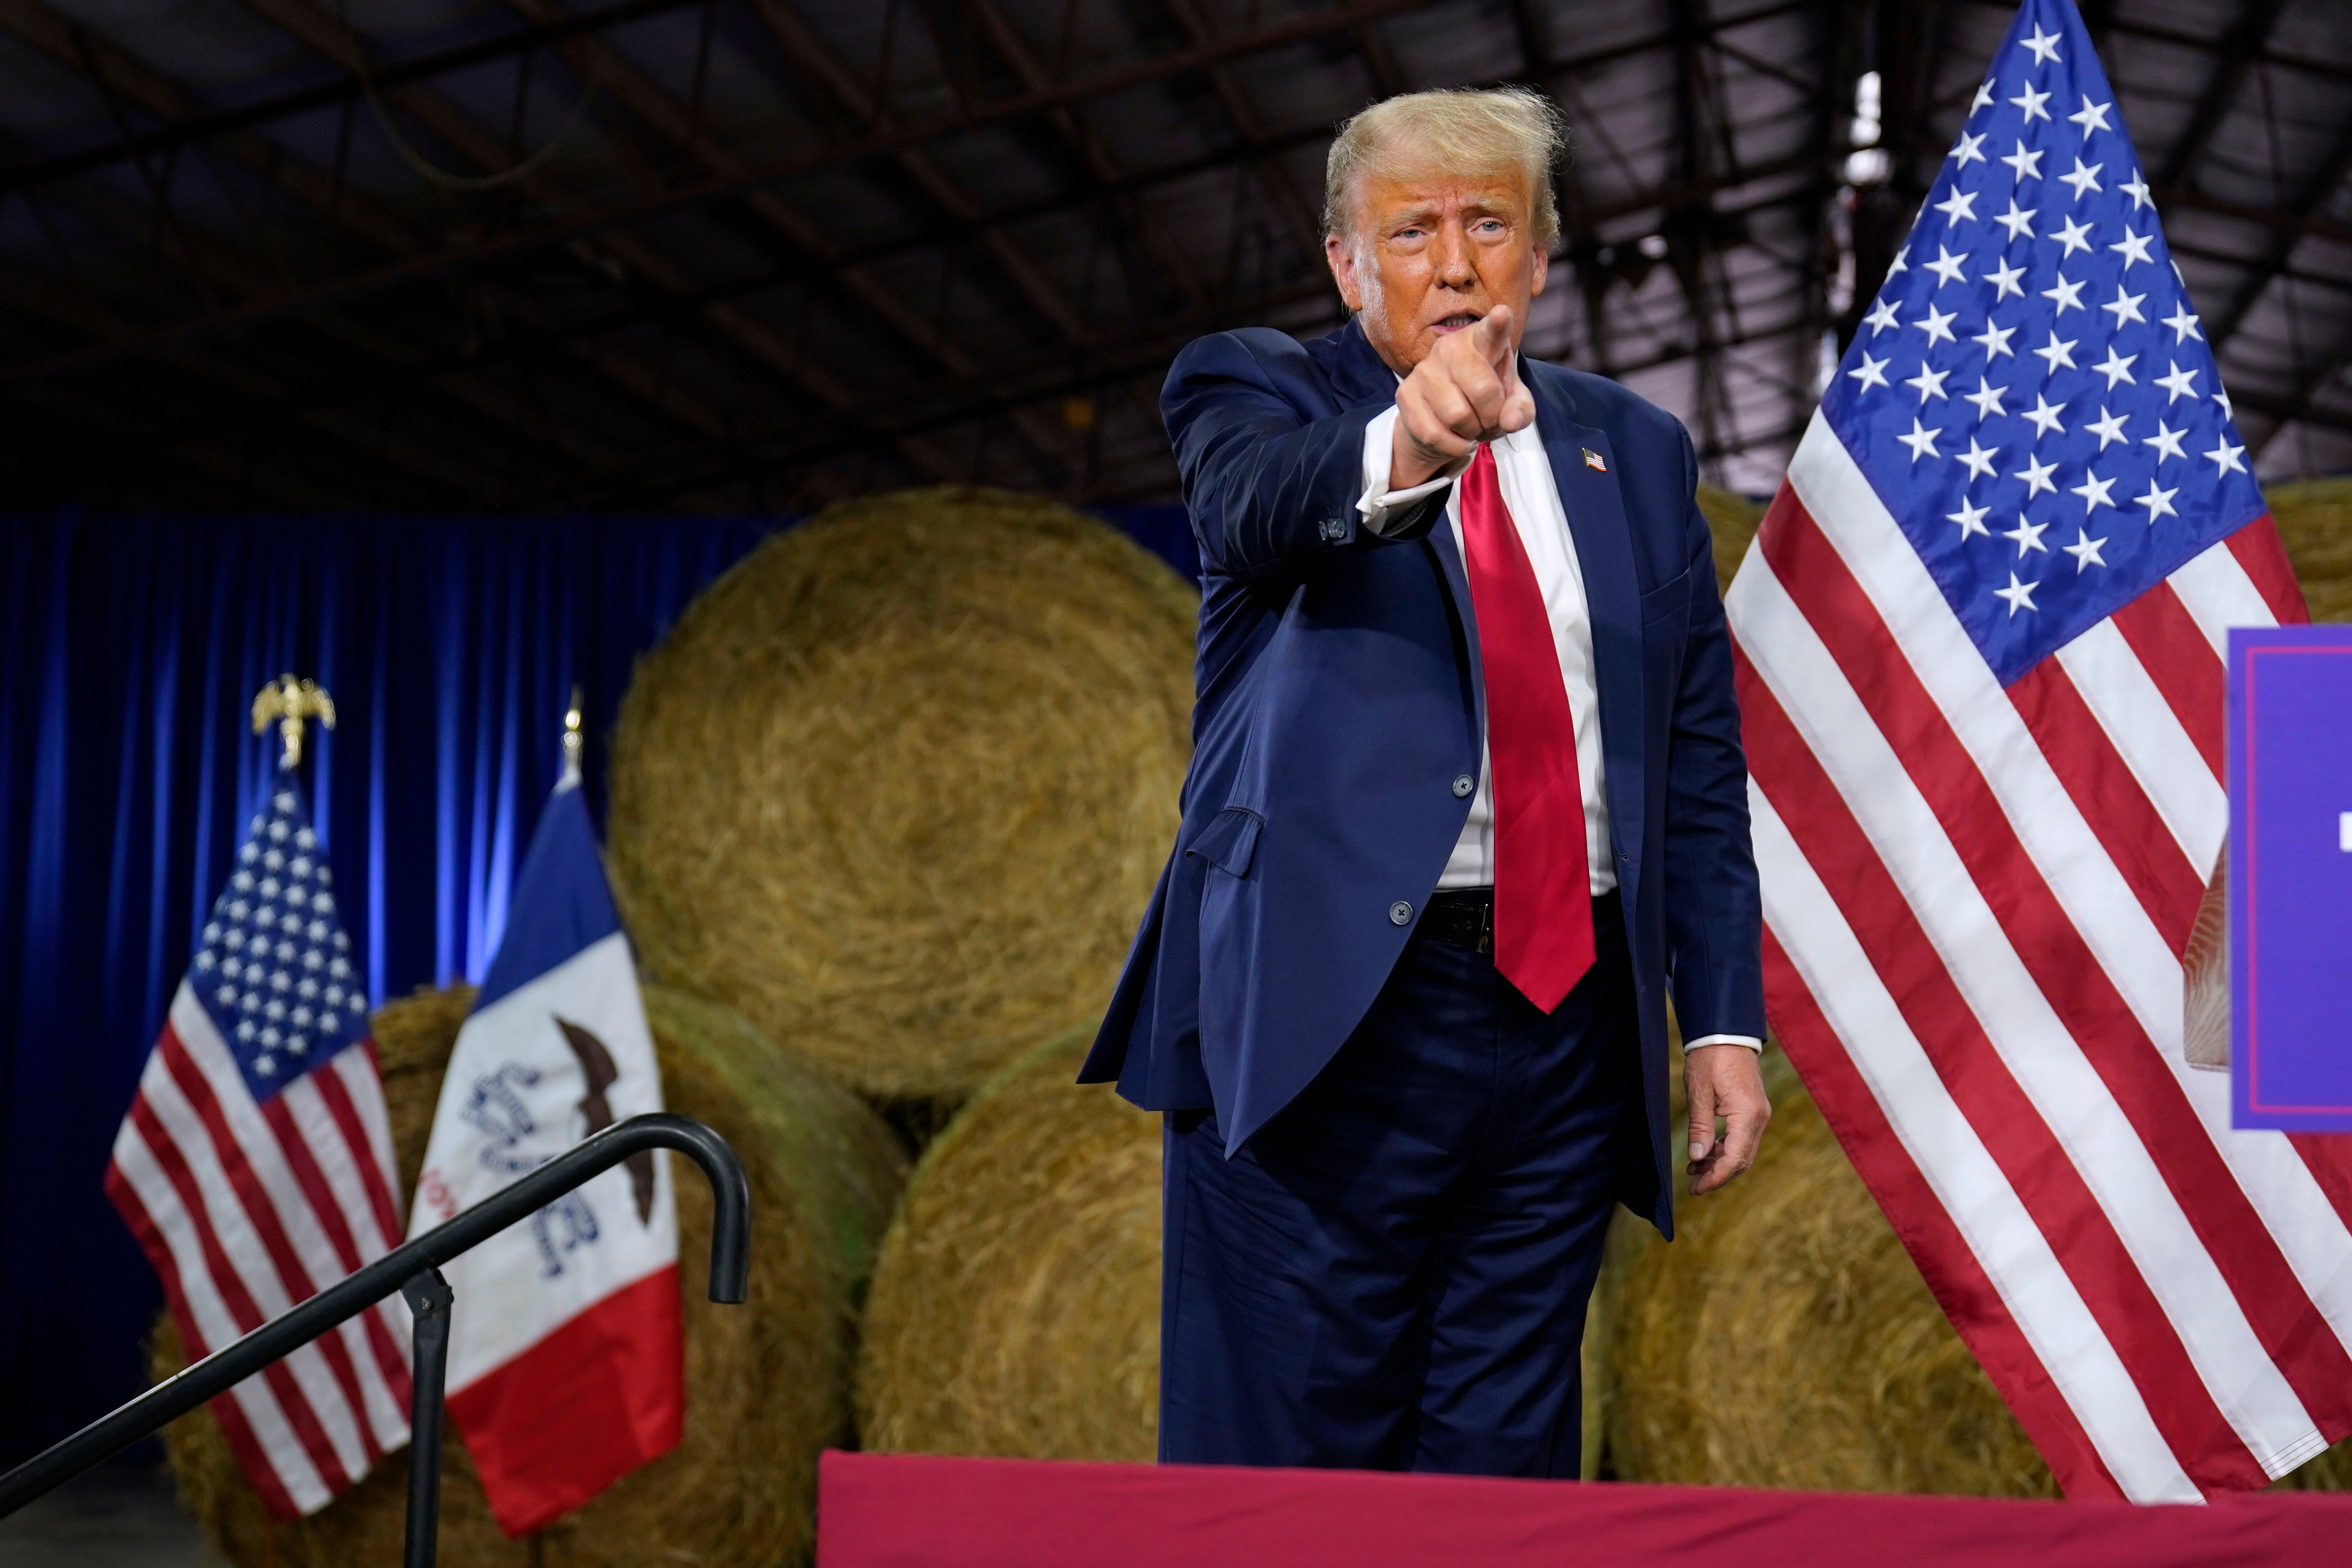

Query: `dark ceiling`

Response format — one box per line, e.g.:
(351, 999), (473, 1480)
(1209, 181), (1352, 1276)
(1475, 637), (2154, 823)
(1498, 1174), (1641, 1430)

(2, 0), (2349, 513)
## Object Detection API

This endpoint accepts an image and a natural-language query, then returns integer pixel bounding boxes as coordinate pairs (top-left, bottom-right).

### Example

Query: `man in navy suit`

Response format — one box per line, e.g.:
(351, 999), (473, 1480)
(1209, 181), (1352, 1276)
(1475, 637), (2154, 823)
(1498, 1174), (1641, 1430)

(1080, 85), (1769, 1477)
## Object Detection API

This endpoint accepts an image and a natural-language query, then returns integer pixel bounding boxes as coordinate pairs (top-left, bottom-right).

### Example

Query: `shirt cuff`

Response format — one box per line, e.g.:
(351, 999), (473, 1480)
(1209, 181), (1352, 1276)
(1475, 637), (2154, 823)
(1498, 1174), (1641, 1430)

(1685, 1034), (1764, 1052)
(1357, 405), (1468, 535)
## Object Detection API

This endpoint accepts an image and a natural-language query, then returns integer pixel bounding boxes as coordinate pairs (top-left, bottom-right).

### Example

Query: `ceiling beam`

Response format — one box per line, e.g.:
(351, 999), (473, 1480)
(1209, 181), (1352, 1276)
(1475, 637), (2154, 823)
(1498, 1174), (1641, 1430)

(0, 0), (669, 474)
(496, 0), (1075, 480)
(2201, 107), (2352, 354)
(5, 0), (1428, 199)
(2232, 384), (2352, 440)
(954, 0), (1210, 312)
(2152, 0), (2291, 190)
(243, 0), (984, 477)
(0, 0), (704, 195)
(1150, 0), (1327, 258)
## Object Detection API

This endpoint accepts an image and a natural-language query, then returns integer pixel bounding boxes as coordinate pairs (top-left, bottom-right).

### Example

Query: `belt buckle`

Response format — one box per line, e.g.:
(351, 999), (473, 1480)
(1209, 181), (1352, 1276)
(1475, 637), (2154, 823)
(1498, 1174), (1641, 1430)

(1475, 903), (1494, 956)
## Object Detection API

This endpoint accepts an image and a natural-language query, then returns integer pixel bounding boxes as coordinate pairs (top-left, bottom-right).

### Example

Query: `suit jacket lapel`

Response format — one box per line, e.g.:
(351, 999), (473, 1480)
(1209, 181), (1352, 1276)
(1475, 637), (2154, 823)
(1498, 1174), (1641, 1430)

(1533, 372), (1646, 889)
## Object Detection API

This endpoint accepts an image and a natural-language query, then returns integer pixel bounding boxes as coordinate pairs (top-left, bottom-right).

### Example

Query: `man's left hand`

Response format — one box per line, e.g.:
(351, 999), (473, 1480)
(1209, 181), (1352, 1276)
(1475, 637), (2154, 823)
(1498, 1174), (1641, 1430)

(1686, 1044), (1770, 1195)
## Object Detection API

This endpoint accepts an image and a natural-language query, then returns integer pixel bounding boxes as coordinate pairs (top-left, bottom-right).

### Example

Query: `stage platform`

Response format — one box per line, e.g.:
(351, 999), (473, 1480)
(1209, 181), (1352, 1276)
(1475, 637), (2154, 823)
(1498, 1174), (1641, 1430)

(817, 1450), (2352, 1567)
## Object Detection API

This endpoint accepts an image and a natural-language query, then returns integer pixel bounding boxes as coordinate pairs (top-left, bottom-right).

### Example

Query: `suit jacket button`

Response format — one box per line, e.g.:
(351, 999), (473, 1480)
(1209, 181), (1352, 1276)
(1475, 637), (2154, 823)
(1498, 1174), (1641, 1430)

(1452, 775), (1474, 798)
(1389, 900), (1413, 926)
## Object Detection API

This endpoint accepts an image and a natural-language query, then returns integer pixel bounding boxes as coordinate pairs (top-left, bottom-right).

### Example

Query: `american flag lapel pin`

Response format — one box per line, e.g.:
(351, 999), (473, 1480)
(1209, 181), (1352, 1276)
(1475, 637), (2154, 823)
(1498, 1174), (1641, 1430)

(1583, 447), (1607, 472)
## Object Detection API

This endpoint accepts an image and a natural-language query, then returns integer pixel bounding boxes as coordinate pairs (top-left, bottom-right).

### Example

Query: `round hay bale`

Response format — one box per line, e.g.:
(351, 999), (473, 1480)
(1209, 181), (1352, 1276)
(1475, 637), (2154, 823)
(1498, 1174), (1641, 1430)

(1605, 1048), (2057, 1496)
(607, 488), (1198, 1102)
(856, 1029), (1160, 1462)
(155, 982), (906, 1568)
(2267, 477), (2352, 623)
(855, 1031), (1614, 1473)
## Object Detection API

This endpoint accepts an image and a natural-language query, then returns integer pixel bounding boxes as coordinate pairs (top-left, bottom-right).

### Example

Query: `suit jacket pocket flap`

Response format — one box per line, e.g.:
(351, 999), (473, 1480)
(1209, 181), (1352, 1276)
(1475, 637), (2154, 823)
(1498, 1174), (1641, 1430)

(1639, 564), (1693, 624)
(1185, 807), (1262, 876)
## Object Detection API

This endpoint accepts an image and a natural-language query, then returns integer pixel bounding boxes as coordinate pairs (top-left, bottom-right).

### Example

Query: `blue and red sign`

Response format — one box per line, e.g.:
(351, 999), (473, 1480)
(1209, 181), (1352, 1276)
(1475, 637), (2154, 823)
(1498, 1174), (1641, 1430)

(2232, 626), (2352, 1130)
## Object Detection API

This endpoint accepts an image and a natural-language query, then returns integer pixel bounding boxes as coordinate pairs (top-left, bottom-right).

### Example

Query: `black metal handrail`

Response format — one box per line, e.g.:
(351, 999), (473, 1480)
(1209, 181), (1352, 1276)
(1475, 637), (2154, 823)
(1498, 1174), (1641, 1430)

(0, 1112), (750, 1567)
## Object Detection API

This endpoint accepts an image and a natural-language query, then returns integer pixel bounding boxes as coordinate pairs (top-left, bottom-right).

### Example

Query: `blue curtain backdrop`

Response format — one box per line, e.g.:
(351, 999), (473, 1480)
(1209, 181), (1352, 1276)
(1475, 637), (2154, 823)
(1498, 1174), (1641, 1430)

(0, 503), (1194, 1465)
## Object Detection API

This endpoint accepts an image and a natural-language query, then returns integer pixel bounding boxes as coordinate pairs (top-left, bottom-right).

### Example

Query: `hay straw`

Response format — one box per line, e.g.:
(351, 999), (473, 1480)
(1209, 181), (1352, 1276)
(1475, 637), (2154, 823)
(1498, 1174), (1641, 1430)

(1605, 1044), (2057, 1496)
(856, 1030), (1160, 1462)
(1695, 483), (1765, 594)
(856, 1030), (1614, 1472)
(156, 981), (905, 1568)
(606, 488), (1198, 1102)
(2268, 478), (2352, 623)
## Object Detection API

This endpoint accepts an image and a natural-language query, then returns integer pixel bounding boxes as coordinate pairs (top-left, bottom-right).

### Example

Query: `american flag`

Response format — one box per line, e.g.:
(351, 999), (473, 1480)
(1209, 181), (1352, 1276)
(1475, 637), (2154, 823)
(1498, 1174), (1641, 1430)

(105, 779), (412, 1516)
(1726, 0), (2352, 1503)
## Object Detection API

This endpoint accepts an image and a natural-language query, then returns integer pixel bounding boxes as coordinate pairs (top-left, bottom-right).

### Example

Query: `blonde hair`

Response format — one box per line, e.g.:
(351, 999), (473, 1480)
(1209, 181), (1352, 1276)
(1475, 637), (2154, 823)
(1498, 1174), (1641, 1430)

(1323, 87), (1568, 247)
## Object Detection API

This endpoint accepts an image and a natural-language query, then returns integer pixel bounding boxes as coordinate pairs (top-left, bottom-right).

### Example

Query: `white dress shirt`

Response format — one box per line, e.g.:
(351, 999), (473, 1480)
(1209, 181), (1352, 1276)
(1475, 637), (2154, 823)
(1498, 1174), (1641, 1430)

(1356, 403), (1761, 1054)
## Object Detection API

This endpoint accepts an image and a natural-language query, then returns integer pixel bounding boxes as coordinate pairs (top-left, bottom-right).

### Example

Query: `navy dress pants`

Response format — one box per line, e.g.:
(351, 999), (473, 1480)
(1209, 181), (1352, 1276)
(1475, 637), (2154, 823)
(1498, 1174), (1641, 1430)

(1159, 893), (1640, 1477)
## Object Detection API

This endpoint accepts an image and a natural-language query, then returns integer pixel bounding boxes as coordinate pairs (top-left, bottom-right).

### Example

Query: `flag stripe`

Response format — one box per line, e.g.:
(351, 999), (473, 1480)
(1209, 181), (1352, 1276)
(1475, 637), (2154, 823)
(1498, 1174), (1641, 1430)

(1735, 647), (2257, 1484)
(1745, 787), (2199, 1499)
(258, 1088), (410, 1447)
(1775, 436), (2352, 1458)
(1755, 924), (2128, 1499)
(259, 1085), (369, 1272)
(151, 1021), (382, 1476)
(318, 1043), (403, 1244)
(271, 1073), (415, 1403)
(103, 1148), (317, 1518)
(2048, 621), (2223, 881)
(1786, 420), (2352, 1397)
(2218, 518), (2308, 628)
(2288, 1136), (2352, 1232)
(2107, 587), (2224, 779)
(2163, 558), (2240, 663)
(2004, 658), (2201, 952)
(118, 1092), (353, 1496)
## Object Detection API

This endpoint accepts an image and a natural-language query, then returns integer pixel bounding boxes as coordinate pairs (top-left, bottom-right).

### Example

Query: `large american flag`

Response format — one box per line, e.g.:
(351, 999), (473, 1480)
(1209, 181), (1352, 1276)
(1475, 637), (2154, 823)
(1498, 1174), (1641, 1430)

(1726, 0), (2352, 1503)
(105, 779), (412, 1516)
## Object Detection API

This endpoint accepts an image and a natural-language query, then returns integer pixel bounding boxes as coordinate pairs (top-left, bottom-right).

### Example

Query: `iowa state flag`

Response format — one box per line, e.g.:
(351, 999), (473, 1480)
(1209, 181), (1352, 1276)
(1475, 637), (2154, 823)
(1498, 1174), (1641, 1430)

(408, 777), (682, 1534)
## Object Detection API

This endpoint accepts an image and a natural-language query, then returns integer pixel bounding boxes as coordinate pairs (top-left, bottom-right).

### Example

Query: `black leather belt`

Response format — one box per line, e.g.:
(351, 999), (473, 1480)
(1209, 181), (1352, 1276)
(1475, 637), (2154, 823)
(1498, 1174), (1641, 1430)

(1418, 888), (1498, 953)
(1416, 886), (1619, 954)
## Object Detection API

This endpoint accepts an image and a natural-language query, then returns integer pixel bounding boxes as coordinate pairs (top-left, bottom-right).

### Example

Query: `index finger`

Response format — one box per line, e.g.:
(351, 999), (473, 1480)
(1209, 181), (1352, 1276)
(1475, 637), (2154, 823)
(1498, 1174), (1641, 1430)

(1474, 304), (1515, 366)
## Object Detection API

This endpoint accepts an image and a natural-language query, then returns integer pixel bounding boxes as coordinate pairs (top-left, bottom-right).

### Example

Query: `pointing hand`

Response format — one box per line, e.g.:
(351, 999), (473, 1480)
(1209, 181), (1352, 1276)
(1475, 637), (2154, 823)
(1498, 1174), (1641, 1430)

(1390, 304), (1537, 491)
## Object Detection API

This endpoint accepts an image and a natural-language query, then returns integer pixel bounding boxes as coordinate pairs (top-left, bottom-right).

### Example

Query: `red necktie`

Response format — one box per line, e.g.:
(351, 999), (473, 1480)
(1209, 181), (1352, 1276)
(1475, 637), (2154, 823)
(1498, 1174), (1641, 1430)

(1458, 442), (1596, 1012)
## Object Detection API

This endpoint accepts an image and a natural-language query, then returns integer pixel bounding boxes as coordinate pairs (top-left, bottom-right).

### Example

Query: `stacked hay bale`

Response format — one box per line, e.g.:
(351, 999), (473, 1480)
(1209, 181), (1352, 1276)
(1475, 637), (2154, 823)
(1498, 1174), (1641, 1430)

(855, 1031), (1618, 1474)
(156, 982), (905, 1568)
(606, 487), (1198, 1105)
(856, 1031), (1160, 1462)
(2267, 478), (2352, 622)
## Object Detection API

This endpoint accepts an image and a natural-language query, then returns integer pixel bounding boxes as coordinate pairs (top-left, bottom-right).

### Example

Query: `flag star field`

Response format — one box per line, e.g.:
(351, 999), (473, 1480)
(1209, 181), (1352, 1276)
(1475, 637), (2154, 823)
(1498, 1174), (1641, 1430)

(1822, 7), (2263, 686)
(188, 786), (369, 1096)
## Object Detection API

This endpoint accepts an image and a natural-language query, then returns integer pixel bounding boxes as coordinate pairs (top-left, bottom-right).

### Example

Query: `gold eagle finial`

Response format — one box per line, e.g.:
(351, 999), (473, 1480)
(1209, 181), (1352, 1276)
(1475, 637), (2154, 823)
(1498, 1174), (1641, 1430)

(251, 675), (336, 771)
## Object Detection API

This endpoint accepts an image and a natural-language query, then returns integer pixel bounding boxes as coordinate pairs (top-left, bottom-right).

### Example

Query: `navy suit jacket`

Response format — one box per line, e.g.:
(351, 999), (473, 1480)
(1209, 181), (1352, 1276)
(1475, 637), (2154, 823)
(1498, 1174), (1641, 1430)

(1078, 317), (1765, 1233)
